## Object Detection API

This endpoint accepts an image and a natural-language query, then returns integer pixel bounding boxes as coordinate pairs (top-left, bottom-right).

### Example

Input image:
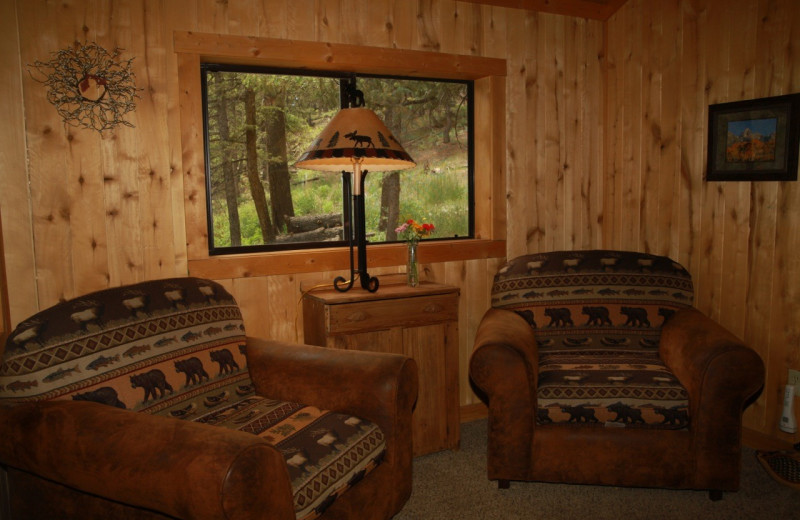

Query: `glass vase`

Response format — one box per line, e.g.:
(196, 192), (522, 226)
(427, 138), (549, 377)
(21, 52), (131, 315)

(407, 241), (419, 287)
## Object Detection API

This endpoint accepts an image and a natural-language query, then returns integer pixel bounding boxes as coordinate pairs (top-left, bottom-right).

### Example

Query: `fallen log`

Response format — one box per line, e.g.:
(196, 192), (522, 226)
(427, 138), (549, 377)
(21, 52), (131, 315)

(274, 226), (344, 244)
(286, 213), (342, 233)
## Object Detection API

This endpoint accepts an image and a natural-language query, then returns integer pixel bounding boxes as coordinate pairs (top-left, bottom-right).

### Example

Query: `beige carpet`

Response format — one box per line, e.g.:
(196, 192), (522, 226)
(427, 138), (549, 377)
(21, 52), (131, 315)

(395, 419), (799, 520)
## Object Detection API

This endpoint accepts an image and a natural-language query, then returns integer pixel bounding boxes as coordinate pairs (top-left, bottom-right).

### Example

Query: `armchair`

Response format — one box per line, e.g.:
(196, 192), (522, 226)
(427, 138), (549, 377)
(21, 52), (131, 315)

(469, 250), (764, 498)
(0, 277), (417, 519)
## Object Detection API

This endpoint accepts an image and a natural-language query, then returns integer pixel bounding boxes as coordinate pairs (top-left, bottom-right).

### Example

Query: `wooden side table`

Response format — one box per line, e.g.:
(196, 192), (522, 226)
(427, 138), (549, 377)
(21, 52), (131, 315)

(302, 281), (460, 456)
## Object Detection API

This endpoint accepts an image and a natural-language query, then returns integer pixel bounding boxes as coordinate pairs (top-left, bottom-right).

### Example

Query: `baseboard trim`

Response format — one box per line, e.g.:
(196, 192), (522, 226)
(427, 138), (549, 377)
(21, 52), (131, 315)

(742, 427), (794, 451)
(460, 403), (488, 423)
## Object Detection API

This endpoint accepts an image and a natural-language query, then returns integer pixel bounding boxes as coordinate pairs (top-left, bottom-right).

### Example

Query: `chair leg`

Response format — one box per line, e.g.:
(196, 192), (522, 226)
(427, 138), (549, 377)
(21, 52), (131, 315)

(498, 479), (510, 489)
(0, 466), (10, 520)
(708, 490), (723, 501)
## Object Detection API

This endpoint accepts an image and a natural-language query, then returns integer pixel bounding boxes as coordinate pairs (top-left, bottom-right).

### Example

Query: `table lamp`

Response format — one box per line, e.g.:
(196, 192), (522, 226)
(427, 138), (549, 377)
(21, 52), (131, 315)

(296, 81), (415, 292)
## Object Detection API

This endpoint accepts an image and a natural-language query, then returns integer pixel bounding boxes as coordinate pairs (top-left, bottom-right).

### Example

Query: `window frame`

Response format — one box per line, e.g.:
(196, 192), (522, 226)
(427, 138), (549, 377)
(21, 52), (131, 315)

(175, 32), (507, 279)
(201, 63), (350, 255)
(200, 64), (476, 255)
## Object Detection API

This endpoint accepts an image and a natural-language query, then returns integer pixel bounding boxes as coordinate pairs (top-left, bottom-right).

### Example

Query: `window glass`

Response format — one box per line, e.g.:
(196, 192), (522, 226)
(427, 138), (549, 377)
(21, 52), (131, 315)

(202, 66), (472, 254)
(358, 76), (472, 242)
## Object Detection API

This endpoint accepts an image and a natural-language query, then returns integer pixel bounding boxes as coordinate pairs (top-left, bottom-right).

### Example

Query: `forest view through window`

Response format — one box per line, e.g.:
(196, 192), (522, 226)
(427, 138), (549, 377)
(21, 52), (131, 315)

(202, 65), (473, 254)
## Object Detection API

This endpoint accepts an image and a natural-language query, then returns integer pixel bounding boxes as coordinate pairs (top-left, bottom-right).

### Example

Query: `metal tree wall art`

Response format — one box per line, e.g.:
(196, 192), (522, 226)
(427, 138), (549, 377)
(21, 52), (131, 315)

(29, 41), (140, 133)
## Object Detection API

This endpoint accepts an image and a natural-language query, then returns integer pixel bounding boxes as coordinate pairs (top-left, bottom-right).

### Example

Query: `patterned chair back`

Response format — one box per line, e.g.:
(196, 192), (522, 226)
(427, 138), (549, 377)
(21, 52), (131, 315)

(0, 278), (250, 417)
(491, 250), (694, 355)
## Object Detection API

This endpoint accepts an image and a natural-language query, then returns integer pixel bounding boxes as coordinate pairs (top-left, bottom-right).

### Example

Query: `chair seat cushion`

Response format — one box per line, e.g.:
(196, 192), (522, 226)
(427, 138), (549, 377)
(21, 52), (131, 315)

(181, 383), (386, 520)
(536, 350), (689, 430)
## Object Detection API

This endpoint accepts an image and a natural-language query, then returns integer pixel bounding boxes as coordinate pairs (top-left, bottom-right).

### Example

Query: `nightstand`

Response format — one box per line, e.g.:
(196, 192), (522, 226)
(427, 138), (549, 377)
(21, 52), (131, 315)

(302, 281), (460, 456)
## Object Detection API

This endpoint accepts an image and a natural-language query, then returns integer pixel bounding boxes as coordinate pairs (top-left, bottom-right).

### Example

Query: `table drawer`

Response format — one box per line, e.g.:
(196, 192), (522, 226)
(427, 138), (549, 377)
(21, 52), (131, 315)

(326, 293), (458, 335)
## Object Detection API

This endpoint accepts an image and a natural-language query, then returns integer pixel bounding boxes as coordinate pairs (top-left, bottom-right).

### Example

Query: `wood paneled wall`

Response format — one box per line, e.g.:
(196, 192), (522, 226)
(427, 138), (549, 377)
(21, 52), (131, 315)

(605, 0), (800, 440)
(4, 0), (795, 442)
(0, 0), (605, 412)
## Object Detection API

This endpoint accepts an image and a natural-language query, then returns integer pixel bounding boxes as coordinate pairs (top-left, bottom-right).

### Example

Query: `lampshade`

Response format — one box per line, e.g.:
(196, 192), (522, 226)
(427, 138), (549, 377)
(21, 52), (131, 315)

(295, 107), (415, 172)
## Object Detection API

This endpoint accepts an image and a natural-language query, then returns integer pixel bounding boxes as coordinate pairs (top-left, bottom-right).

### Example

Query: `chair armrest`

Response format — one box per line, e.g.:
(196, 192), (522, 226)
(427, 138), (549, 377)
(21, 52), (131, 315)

(660, 308), (765, 416)
(470, 308), (538, 401)
(660, 308), (765, 477)
(469, 308), (538, 477)
(0, 400), (294, 520)
(244, 337), (418, 512)
(245, 337), (418, 436)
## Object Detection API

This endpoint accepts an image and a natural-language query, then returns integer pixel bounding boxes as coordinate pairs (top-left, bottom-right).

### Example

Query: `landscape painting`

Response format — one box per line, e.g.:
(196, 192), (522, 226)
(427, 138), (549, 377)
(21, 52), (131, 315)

(707, 93), (800, 181)
(726, 117), (777, 163)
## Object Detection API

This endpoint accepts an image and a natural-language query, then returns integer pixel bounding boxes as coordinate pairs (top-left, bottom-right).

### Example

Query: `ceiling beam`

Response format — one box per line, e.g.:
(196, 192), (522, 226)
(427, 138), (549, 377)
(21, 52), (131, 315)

(459, 0), (628, 21)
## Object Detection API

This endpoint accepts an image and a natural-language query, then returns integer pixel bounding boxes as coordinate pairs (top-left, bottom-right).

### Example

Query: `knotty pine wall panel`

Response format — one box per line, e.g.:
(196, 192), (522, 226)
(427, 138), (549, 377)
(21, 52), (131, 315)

(5, 0), (796, 441)
(0, 0), (35, 335)
(605, 0), (800, 440)
(0, 1), (599, 412)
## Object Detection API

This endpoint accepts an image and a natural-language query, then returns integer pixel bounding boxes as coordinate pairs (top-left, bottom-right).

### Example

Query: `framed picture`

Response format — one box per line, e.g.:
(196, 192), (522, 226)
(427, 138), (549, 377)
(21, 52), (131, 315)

(706, 93), (800, 181)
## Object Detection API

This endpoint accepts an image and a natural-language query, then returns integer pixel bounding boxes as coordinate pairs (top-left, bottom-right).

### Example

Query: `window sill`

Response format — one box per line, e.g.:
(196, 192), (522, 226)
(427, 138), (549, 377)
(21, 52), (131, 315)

(187, 239), (506, 279)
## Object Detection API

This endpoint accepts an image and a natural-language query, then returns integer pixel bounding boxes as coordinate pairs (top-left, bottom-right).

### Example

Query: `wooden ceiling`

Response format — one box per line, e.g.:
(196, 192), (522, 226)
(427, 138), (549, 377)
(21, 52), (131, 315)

(460, 0), (628, 21)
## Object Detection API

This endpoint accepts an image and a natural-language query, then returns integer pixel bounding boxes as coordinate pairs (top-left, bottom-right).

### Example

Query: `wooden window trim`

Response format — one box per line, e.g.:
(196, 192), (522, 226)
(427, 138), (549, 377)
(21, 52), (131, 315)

(175, 31), (507, 278)
(457, 0), (627, 21)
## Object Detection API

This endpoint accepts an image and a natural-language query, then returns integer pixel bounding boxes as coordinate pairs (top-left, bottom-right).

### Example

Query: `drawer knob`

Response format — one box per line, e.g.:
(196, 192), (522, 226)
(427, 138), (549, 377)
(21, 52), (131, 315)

(423, 303), (443, 313)
(347, 311), (367, 322)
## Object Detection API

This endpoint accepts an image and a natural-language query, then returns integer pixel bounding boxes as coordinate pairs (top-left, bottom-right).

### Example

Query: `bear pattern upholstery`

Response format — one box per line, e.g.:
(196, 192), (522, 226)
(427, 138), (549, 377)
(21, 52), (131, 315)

(491, 250), (693, 429)
(0, 277), (385, 520)
(471, 249), (765, 494)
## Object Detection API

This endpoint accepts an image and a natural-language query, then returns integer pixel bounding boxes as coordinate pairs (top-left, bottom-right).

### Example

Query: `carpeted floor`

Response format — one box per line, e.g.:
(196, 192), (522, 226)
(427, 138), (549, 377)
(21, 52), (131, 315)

(395, 419), (800, 520)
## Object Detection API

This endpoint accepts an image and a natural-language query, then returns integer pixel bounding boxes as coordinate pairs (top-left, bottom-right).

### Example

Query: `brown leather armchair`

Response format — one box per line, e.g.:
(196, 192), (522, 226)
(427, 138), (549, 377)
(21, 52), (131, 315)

(0, 277), (418, 519)
(469, 250), (764, 499)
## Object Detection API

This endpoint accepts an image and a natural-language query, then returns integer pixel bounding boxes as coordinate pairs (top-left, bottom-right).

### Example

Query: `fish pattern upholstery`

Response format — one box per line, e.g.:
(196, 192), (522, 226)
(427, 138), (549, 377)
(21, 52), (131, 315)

(0, 277), (385, 519)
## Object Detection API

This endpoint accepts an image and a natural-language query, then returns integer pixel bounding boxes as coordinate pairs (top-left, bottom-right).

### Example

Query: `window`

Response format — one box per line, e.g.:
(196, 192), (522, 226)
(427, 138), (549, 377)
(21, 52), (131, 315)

(202, 65), (473, 255)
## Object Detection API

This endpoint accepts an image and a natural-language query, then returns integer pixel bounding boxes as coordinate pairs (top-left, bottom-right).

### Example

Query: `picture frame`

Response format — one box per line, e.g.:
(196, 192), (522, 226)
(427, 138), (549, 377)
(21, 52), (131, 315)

(706, 93), (800, 181)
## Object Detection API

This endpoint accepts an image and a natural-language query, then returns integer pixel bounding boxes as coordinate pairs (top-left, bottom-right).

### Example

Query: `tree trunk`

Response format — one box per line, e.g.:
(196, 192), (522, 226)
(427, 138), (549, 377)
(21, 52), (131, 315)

(379, 105), (401, 240)
(244, 88), (274, 242)
(442, 109), (453, 144)
(215, 76), (241, 247)
(380, 172), (401, 241)
(265, 102), (294, 233)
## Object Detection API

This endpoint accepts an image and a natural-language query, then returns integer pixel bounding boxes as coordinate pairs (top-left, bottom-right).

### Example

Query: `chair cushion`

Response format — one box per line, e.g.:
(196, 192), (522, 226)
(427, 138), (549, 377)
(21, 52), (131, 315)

(537, 350), (690, 429)
(491, 250), (693, 355)
(0, 277), (386, 520)
(190, 394), (386, 520)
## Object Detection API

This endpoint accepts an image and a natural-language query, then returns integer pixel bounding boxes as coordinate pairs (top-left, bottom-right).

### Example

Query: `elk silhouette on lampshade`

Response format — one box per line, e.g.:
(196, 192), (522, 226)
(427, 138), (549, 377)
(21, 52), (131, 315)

(296, 78), (415, 292)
